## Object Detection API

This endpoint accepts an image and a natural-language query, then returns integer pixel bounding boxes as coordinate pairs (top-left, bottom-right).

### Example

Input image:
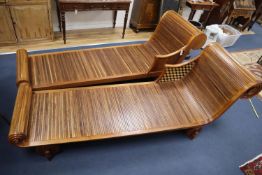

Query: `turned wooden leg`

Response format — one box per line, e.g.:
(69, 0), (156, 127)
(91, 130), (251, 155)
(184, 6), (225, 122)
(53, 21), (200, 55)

(56, 0), (62, 32)
(186, 127), (202, 140)
(36, 145), (61, 160)
(202, 7), (215, 29)
(242, 18), (252, 31)
(113, 10), (117, 28)
(61, 11), (66, 44)
(188, 9), (196, 21)
(122, 10), (129, 39)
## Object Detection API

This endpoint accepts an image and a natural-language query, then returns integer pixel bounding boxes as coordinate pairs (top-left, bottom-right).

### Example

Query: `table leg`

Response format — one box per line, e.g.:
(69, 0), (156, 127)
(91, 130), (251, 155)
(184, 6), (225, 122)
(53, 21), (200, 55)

(202, 8), (214, 28)
(248, 13), (262, 30)
(226, 13), (233, 25)
(113, 10), (117, 28)
(122, 10), (129, 39)
(61, 11), (66, 44)
(188, 9), (196, 21)
(242, 17), (252, 31)
(56, 0), (62, 32)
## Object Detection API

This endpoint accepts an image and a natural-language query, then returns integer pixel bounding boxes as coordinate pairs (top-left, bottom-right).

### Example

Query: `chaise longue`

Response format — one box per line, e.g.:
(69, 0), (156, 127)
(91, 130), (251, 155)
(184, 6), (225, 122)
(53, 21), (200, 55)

(16, 11), (206, 90)
(9, 43), (262, 159)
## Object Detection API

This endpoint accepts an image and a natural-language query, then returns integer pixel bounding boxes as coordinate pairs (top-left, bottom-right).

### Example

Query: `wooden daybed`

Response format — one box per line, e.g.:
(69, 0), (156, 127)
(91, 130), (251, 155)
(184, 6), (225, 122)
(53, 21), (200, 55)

(16, 11), (206, 91)
(9, 43), (262, 159)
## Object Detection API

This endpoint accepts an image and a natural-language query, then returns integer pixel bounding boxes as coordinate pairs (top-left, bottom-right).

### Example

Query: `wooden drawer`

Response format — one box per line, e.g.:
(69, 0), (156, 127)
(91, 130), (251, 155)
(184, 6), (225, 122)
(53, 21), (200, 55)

(60, 2), (130, 11)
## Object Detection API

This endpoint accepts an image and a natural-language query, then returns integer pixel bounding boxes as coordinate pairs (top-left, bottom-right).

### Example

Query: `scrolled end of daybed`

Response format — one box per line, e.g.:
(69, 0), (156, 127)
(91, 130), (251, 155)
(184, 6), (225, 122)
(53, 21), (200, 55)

(241, 83), (262, 99)
(9, 82), (32, 146)
(8, 133), (27, 145)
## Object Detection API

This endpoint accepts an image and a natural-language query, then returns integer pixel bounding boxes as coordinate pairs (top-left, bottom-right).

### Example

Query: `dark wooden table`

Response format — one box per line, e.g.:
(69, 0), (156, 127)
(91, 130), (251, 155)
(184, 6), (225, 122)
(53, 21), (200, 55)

(186, 0), (219, 28)
(57, 0), (131, 44)
(248, 0), (262, 30)
(226, 0), (256, 31)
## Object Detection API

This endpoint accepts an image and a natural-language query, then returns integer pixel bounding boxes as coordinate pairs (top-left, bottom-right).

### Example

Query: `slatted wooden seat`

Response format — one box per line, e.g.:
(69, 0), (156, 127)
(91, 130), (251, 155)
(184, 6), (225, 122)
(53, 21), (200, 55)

(17, 11), (206, 90)
(9, 43), (262, 159)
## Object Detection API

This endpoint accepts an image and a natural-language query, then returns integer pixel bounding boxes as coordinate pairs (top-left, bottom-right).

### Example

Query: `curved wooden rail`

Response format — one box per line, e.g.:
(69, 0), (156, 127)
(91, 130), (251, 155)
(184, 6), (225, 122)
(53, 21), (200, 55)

(8, 82), (32, 146)
(21, 11), (206, 91)
(146, 10), (207, 64)
(148, 46), (188, 76)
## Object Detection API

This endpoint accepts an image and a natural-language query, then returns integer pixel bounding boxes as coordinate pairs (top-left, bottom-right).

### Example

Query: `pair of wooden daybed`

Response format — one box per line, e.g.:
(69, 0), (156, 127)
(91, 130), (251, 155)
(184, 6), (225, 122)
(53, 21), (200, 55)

(9, 43), (262, 159)
(9, 11), (262, 160)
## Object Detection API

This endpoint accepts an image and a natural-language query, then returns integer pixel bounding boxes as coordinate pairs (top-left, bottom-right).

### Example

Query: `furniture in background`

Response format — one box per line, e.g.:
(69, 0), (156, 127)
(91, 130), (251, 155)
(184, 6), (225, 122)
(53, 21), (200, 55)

(186, 0), (219, 29)
(130, 0), (186, 32)
(15, 11), (206, 91)
(200, 0), (235, 26)
(247, 0), (262, 30)
(130, 0), (161, 32)
(0, 0), (53, 45)
(9, 43), (262, 159)
(226, 0), (256, 31)
(159, 0), (185, 16)
(57, 0), (131, 44)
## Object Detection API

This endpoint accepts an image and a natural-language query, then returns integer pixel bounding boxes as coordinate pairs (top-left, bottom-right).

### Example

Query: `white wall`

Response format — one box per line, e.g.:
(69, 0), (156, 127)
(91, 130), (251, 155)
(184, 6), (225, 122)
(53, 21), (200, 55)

(52, 0), (134, 31)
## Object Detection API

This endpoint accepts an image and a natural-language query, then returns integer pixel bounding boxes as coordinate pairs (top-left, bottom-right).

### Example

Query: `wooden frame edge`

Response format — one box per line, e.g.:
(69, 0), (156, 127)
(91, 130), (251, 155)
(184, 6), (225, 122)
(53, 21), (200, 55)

(16, 49), (30, 86)
(9, 82), (32, 146)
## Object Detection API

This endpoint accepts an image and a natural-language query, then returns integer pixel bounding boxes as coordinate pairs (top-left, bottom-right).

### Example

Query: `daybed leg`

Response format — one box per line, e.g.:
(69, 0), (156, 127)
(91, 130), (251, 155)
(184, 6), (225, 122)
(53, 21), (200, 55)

(36, 145), (61, 160)
(185, 127), (202, 140)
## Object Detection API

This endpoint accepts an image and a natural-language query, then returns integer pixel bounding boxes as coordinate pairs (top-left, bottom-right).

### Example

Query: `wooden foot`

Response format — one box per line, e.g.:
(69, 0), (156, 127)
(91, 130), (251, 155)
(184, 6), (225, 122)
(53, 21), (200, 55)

(185, 127), (202, 140)
(36, 145), (61, 160)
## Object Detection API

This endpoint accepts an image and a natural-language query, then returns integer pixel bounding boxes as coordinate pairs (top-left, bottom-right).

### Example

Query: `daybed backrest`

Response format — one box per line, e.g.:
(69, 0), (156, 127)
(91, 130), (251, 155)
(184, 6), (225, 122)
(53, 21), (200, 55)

(188, 43), (262, 99)
(157, 43), (262, 120)
(158, 43), (261, 94)
(145, 11), (206, 57)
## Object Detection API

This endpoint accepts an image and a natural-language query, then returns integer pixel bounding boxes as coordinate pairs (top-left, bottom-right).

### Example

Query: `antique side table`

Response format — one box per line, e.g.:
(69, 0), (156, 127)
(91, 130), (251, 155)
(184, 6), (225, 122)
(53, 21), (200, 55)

(57, 0), (131, 44)
(186, 0), (219, 28)
(226, 0), (256, 31)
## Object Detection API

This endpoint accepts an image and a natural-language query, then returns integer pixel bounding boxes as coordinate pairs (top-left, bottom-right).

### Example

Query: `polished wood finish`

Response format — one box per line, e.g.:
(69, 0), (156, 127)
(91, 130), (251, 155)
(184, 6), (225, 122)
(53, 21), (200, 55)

(0, 0), (53, 44)
(186, 0), (219, 28)
(226, 0), (256, 31)
(130, 0), (161, 32)
(17, 11), (206, 90)
(9, 44), (262, 157)
(57, 0), (131, 44)
(0, 5), (17, 44)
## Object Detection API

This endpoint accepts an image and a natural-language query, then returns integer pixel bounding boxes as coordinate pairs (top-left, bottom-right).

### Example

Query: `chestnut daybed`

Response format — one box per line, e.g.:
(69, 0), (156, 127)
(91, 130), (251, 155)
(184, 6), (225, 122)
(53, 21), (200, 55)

(9, 44), (262, 159)
(16, 11), (206, 90)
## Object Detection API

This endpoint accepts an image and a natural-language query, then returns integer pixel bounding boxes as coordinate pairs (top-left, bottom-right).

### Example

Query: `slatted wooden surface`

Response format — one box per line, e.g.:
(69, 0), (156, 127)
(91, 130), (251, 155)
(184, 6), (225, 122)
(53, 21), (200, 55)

(29, 44), (157, 90)
(25, 11), (206, 90)
(11, 43), (261, 147)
